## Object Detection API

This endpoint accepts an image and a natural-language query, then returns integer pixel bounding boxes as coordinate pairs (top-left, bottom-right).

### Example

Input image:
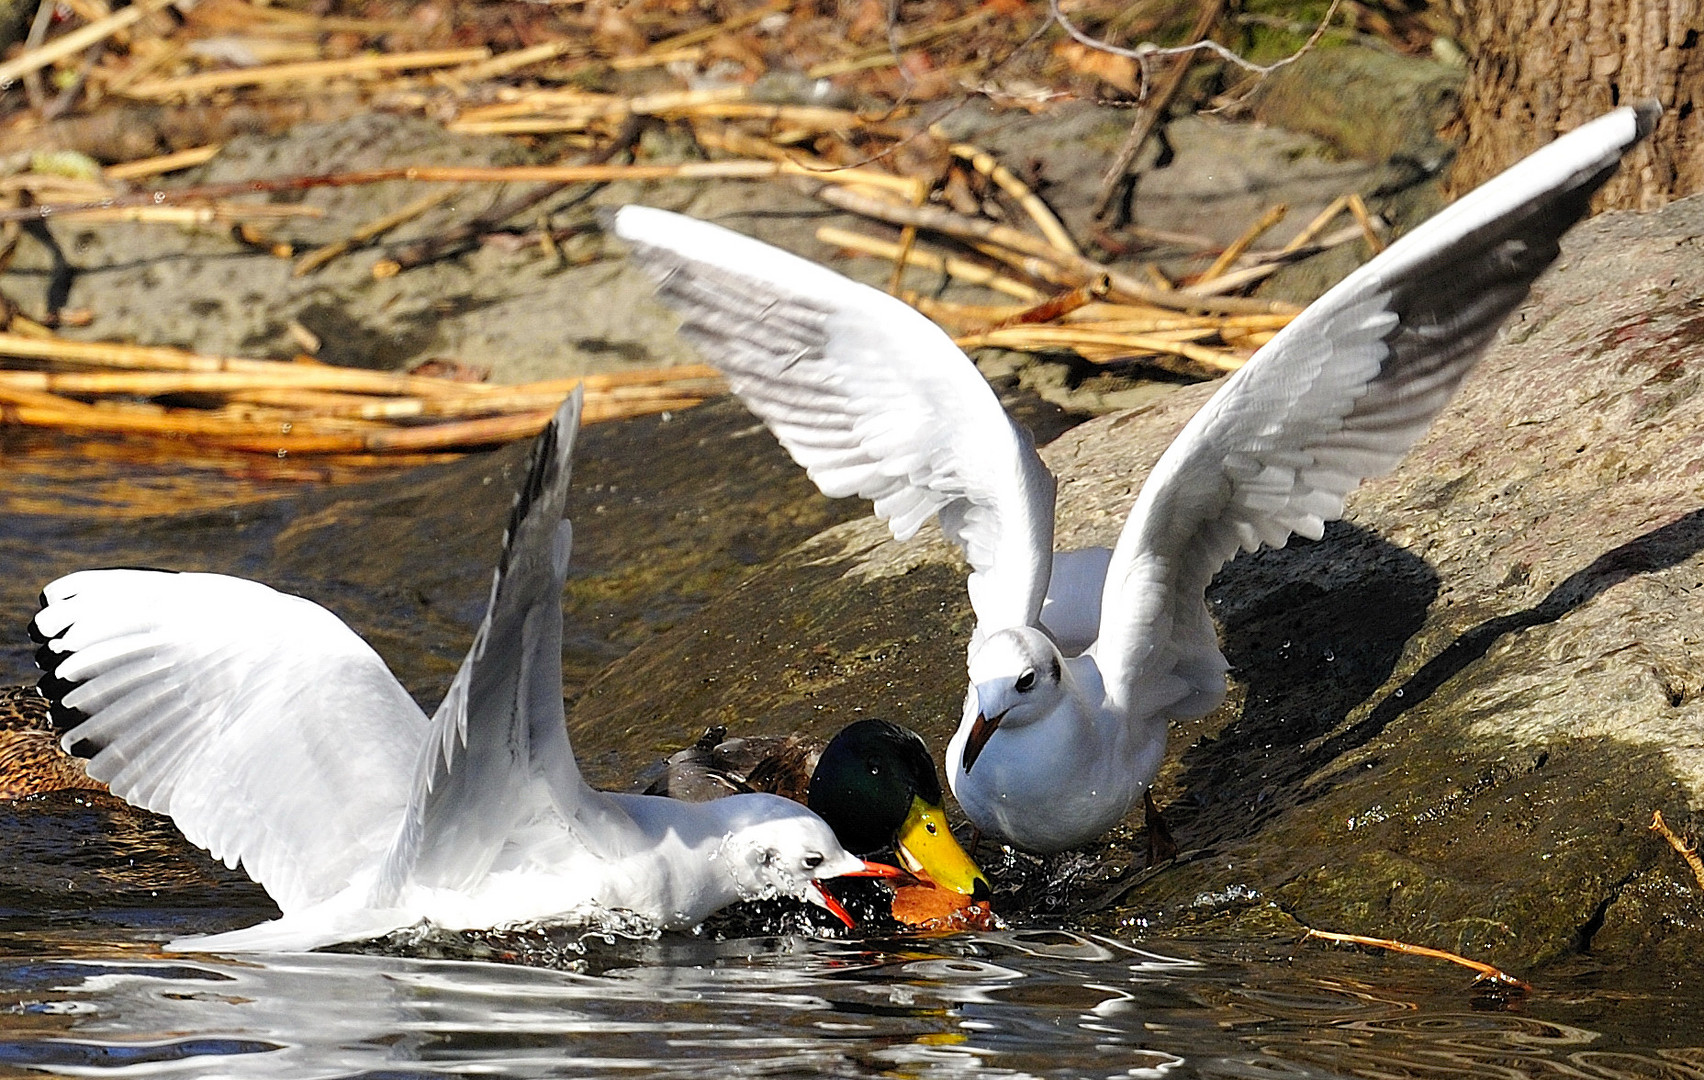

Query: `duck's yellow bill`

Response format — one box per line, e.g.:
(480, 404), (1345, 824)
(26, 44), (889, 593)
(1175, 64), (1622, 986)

(894, 797), (991, 900)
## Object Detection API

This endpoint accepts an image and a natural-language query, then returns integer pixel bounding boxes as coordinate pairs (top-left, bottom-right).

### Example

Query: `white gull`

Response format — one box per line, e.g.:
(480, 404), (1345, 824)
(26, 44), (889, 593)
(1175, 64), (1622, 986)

(31, 388), (894, 951)
(614, 102), (1657, 854)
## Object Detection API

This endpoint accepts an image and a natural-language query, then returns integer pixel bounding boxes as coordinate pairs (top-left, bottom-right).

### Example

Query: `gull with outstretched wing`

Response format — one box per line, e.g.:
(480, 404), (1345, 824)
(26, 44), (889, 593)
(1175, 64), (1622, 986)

(615, 102), (1658, 854)
(32, 388), (896, 951)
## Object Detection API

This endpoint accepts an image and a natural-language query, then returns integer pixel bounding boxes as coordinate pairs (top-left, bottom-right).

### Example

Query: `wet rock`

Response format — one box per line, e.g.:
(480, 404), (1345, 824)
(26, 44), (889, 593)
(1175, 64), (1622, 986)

(568, 192), (1704, 974)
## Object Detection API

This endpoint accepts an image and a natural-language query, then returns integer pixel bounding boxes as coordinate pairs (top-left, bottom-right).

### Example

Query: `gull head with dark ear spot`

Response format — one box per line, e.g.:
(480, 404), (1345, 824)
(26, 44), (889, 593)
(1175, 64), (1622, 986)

(714, 793), (882, 925)
(958, 626), (1067, 773)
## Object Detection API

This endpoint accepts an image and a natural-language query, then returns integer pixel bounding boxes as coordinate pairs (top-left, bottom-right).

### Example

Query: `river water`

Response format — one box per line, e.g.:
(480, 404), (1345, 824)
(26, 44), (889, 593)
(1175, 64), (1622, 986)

(0, 408), (1699, 1078)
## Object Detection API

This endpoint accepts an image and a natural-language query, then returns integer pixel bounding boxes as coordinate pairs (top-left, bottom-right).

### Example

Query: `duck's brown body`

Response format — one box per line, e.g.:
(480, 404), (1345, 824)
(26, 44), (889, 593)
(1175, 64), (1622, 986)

(0, 685), (105, 800)
(636, 726), (821, 805)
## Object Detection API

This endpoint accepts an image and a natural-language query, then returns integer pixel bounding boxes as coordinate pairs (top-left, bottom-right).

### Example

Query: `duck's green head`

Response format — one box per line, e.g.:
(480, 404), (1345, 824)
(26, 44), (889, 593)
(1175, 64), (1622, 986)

(808, 719), (991, 900)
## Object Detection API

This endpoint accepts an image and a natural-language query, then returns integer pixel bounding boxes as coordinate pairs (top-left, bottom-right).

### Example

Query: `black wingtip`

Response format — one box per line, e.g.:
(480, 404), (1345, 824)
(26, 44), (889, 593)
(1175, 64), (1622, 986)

(499, 388), (583, 563)
(30, 619), (89, 744)
(1630, 99), (1661, 141)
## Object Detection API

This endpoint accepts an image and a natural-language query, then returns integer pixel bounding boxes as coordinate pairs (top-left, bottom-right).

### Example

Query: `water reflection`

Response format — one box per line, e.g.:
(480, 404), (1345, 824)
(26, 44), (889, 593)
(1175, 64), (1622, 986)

(0, 931), (1696, 1080)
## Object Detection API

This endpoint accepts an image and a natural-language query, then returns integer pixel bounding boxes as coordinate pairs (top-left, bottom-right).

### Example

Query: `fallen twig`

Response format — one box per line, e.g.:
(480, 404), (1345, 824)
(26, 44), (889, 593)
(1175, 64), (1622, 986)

(1089, 0), (1227, 223)
(1303, 927), (1531, 991)
(294, 187), (458, 276)
(1651, 811), (1704, 891)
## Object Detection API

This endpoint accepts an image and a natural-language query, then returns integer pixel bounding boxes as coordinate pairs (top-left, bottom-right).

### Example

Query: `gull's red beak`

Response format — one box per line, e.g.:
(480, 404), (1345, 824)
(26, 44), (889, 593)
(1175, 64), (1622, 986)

(811, 862), (905, 928)
(811, 881), (856, 928)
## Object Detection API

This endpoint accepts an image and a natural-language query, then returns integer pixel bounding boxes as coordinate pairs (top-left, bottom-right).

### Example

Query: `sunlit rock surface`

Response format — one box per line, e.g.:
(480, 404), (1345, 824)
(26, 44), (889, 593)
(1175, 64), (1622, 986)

(571, 193), (1704, 973)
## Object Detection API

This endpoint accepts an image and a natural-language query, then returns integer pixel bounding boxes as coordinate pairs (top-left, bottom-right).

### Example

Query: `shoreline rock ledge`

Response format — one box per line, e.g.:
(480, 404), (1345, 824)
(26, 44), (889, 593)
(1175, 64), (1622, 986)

(570, 192), (1704, 975)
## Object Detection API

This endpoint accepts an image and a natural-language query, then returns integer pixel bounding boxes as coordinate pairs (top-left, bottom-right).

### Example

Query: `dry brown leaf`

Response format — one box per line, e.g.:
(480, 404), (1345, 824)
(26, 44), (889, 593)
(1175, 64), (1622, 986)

(1053, 40), (1139, 94)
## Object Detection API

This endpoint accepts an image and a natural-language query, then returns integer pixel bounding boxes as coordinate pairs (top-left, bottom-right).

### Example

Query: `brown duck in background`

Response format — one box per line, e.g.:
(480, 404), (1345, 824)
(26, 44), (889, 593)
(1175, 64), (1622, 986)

(0, 684), (105, 800)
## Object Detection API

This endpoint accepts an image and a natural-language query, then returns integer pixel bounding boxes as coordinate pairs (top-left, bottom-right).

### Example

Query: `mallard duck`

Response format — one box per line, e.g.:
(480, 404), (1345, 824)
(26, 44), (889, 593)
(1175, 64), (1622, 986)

(613, 102), (1658, 854)
(641, 718), (991, 906)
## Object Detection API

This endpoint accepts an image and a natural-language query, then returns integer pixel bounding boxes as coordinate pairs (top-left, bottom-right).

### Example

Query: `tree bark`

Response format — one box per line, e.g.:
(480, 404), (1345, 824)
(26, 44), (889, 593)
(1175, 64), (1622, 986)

(1446, 0), (1701, 209)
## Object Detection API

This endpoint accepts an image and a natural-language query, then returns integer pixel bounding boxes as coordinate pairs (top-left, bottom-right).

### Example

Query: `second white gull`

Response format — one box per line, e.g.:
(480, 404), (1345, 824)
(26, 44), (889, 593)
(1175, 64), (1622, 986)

(614, 102), (1658, 854)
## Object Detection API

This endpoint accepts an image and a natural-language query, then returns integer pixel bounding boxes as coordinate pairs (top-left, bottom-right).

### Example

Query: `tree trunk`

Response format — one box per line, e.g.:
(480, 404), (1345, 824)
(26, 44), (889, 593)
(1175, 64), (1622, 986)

(1446, 0), (1701, 209)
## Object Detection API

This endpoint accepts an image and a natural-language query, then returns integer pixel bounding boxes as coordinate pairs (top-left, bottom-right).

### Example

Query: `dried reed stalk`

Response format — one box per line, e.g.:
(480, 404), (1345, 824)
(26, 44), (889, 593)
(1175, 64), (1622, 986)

(815, 184), (1299, 316)
(815, 226), (1041, 301)
(954, 326), (1243, 372)
(946, 140), (1079, 256)
(0, 334), (474, 396)
(124, 47), (493, 98)
(804, 8), (991, 78)
(0, 0), (175, 88)
(45, 203), (323, 225)
(439, 41), (573, 85)
(633, 0), (782, 53)
(452, 86), (747, 130)
(1198, 203), (1287, 283)
(104, 144), (223, 181)
(1281, 194), (1350, 253)
(1185, 223), (1375, 297)
(983, 276), (1108, 329)
(1347, 193), (1385, 253)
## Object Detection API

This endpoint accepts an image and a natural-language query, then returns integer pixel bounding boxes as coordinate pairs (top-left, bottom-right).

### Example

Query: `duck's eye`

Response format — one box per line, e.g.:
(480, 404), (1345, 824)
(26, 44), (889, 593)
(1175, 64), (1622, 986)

(1015, 669), (1037, 692)
(868, 760), (881, 776)
(925, 821), (938, 835)
(803, 852), (824, 870)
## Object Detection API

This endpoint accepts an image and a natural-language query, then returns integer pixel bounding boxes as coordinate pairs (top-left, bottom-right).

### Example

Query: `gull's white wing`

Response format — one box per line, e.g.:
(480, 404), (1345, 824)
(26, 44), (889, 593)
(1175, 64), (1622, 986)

(1092, 103), (1659, 722)
(31, 569), (429, 912)
(376, 388), (638, 898)
(614, 205), (1057, 643)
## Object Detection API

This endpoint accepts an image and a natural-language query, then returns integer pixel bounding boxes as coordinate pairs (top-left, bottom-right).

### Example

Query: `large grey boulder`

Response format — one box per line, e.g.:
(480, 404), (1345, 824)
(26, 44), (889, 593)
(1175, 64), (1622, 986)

(569, 192), (1704, 974)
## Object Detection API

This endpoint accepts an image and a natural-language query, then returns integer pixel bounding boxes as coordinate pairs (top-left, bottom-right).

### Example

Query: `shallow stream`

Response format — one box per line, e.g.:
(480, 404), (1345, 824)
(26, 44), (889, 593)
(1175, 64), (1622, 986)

(0, 406), (1698, 1078)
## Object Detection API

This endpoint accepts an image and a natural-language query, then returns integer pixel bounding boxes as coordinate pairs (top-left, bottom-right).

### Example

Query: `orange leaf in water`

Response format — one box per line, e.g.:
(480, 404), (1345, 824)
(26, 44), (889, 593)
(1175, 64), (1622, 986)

(890, 884), (998, 931)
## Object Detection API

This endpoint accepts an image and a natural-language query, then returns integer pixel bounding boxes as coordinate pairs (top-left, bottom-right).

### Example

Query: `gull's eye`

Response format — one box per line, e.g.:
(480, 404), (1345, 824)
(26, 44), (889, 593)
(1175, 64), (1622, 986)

(803, 852), (824, 870)
(1015, 669), (1037, 692)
